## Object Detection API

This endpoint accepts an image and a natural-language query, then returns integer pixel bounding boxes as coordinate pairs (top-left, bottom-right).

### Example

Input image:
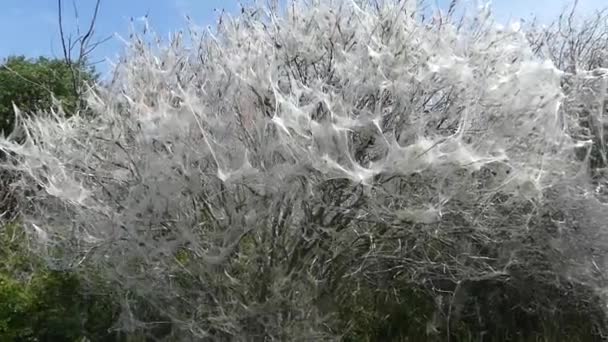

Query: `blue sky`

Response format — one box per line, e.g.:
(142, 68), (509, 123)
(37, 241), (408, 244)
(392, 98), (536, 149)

(0, 0), (241, 75)
(1, 0), (605, 76)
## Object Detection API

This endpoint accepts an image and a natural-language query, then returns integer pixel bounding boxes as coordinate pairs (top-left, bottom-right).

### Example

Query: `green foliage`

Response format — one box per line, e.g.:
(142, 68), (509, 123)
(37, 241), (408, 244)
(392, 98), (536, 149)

(0, 275), (34, 340)
(336, 281), (436, 341)
(0, 223), (119, 341)
(28, 271), (86, 341)
(0, 56), (96, 135)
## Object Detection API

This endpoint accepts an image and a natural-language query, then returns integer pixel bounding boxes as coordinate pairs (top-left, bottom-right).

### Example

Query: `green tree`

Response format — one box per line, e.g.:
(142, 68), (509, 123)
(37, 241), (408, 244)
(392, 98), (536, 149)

(0, 223), (120, 341)
(0, 56), (97, 135)
(0, 54), (103, 340)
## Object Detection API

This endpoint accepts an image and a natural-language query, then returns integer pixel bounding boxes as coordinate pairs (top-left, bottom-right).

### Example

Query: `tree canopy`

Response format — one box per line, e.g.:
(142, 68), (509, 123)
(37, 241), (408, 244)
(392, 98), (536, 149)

(0, 56), (96, 135)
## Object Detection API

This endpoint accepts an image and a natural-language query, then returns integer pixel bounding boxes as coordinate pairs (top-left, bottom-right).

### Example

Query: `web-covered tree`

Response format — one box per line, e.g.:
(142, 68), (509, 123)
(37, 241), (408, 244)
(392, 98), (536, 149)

(1, 0), (608, 340)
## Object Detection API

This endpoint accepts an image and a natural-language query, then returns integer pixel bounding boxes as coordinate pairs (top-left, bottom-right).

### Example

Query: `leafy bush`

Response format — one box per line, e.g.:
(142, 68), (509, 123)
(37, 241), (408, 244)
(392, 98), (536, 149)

(1, 0), (608, 340)
(0, 223), (120, 341)
(0, 274), (33, 340)
(0, 56), (96, 135)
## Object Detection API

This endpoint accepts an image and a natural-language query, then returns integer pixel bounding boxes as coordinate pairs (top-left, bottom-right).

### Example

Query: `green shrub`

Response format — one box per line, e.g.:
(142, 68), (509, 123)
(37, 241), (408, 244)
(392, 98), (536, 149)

(0, 56), (96, 135)
(0, 274), (34, 340)
(0, 223), (120, 341)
